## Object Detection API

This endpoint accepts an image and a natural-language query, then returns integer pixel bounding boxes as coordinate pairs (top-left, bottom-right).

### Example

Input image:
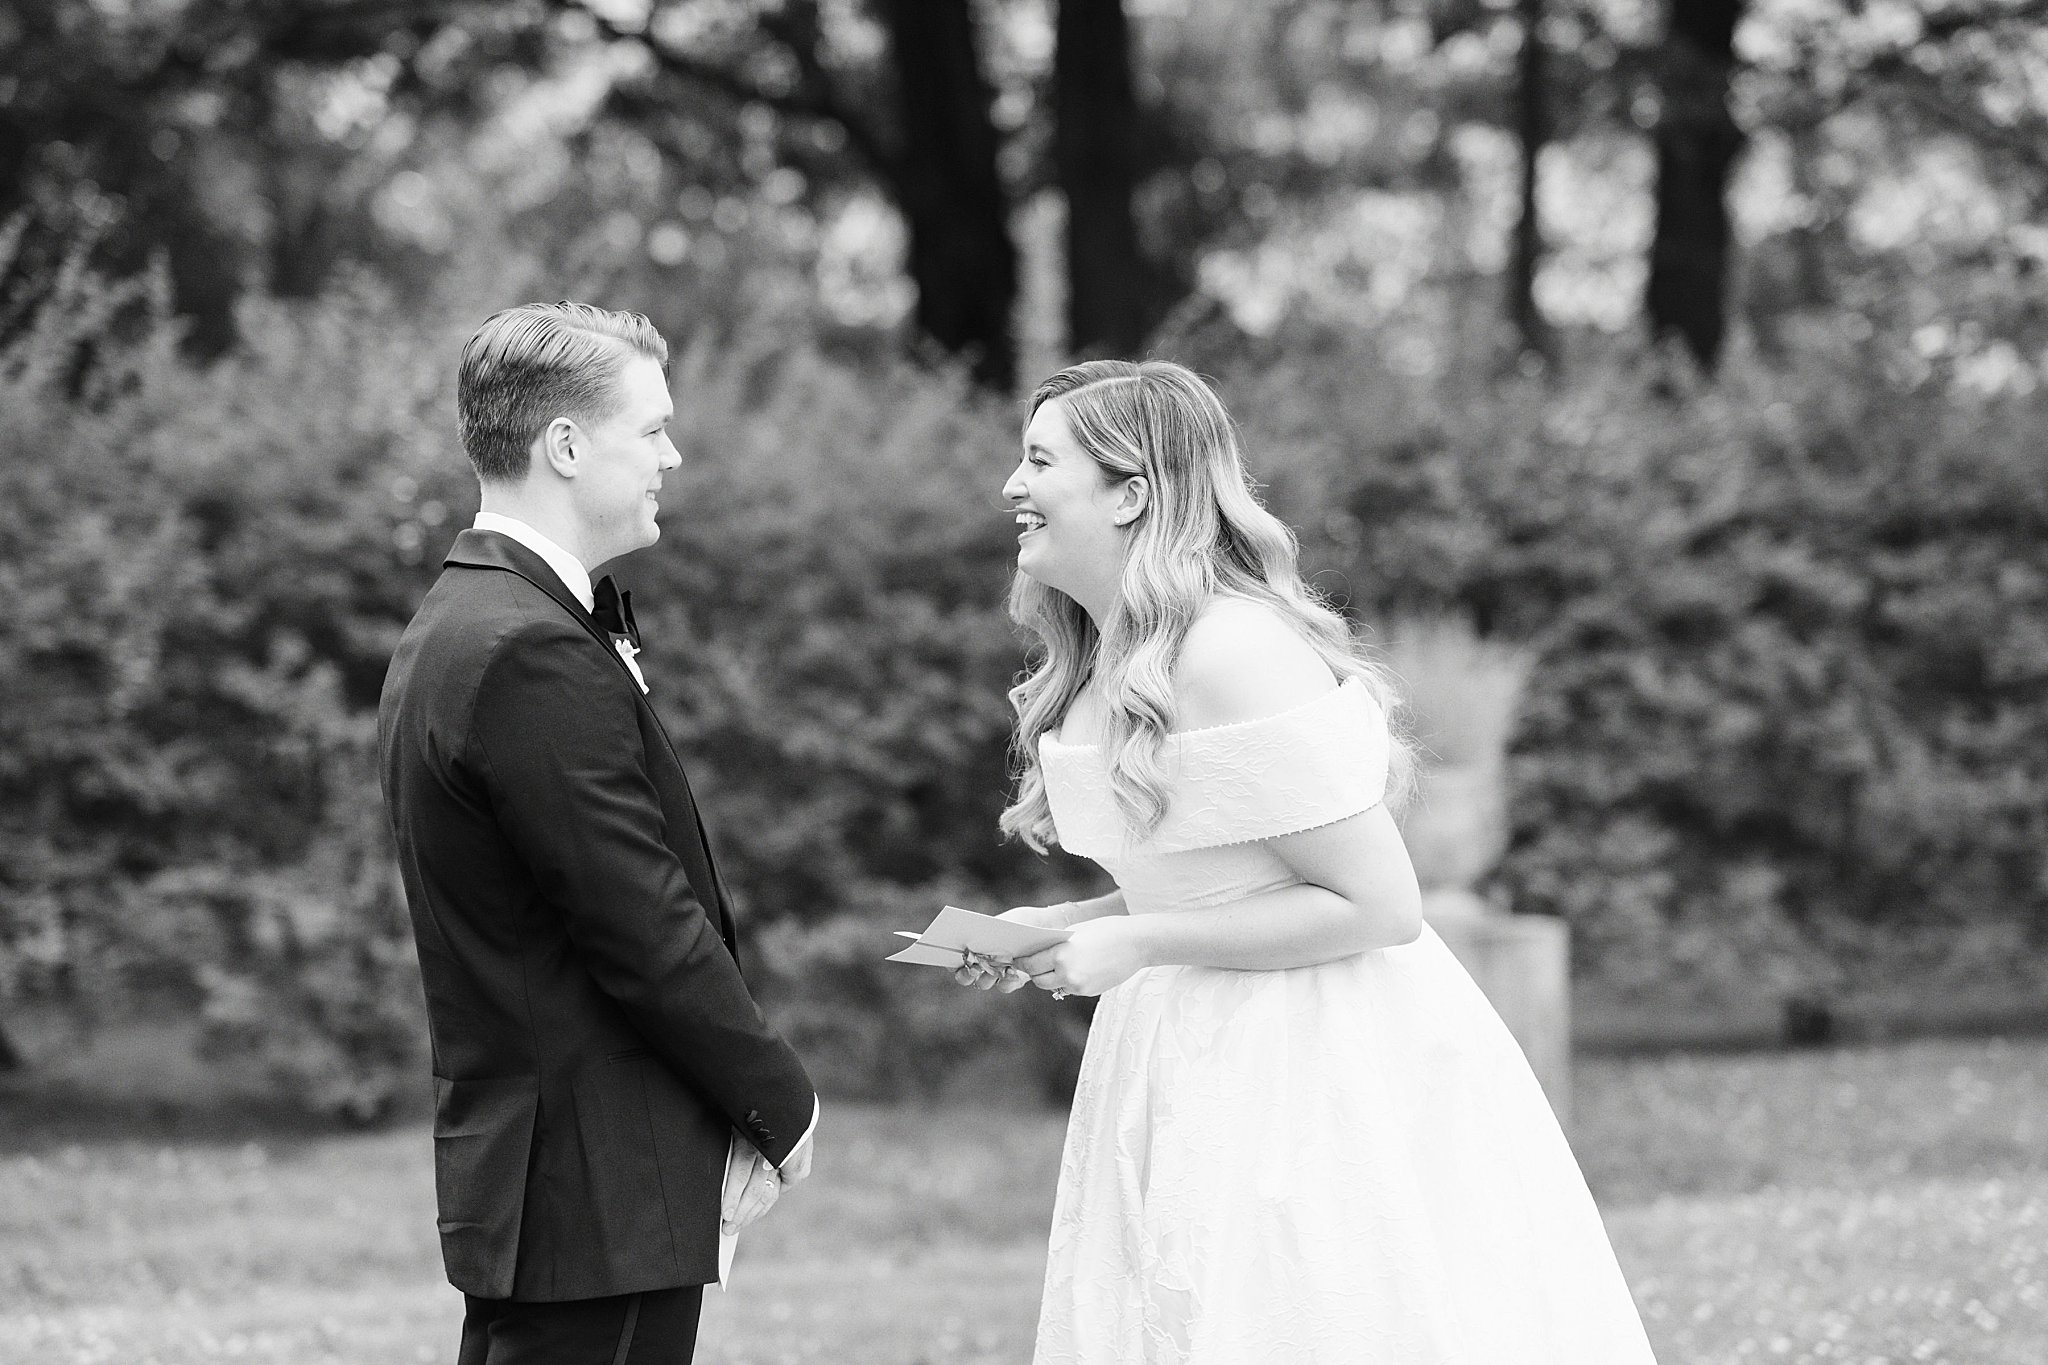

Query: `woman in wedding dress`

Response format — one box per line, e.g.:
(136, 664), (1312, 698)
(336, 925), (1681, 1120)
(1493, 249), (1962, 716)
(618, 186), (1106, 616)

(973, 359), (1658, 1364)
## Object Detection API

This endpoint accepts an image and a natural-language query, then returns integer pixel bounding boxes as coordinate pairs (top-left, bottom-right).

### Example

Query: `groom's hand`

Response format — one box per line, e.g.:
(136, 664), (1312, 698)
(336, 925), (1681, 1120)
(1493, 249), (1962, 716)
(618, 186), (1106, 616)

(721, 1150), (781, 1234)
(951, 948), (1031, 993)
(779, 1134), (814, 1186)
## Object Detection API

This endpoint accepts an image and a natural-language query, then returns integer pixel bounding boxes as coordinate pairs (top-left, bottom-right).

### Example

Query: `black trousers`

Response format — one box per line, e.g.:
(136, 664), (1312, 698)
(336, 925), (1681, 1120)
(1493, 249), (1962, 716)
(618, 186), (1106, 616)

(457, 1285), (704, 1365)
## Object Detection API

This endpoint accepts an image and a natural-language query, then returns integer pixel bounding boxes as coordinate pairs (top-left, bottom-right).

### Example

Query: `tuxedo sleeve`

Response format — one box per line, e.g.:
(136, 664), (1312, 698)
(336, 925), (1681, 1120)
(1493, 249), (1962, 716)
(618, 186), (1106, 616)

(470, 618), (816, 1166)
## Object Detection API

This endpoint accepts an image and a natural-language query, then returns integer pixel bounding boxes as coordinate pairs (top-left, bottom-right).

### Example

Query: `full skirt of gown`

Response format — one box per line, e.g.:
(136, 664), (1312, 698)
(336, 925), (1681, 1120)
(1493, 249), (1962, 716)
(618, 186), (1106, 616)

(1031, 678), (1658, 1364)
(1031, 927), (1658, 1364)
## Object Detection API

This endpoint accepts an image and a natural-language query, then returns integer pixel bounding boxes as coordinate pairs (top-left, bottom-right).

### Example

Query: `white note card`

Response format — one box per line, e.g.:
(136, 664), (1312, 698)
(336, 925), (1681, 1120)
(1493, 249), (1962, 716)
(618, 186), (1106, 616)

(885, 905), (1070, 967)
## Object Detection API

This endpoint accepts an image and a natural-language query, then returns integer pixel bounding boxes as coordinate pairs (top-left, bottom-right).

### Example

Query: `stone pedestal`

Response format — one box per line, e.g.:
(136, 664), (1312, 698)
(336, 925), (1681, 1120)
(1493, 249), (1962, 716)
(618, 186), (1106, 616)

(1424, 891), (1573, 1125)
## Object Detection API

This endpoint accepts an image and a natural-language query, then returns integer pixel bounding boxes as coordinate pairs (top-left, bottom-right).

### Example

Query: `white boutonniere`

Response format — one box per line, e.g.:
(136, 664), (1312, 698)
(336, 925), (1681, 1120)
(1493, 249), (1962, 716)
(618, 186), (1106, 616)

(613, 637), (649, 694)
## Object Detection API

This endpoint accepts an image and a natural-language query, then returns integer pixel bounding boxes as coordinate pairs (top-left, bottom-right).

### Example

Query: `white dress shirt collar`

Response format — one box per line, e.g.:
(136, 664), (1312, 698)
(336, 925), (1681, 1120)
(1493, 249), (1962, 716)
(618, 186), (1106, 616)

(472, 512), (595, 613)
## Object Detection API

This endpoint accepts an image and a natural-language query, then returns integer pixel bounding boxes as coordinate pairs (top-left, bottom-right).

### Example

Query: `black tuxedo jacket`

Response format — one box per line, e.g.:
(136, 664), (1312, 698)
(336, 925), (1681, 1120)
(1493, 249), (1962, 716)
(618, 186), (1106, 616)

(378, 528), (815, 1302)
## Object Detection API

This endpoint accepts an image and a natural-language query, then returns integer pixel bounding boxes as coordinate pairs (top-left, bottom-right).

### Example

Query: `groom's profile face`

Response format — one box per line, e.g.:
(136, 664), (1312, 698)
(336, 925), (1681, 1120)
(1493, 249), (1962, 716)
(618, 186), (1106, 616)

(569, 353), (680, 563)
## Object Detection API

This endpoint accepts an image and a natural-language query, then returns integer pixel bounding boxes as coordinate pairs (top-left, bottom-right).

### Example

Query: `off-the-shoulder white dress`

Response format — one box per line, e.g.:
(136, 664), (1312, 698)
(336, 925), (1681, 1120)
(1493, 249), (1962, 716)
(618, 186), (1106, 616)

(1032, 679), (1657, 1365)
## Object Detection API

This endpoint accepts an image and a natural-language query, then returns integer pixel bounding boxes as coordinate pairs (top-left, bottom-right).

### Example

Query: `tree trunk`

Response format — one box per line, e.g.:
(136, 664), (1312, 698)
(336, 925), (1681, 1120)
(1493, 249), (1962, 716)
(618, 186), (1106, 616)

(873, 0), (1018, 389)
(1645, 0), (1746, 371)
(1507, 0), (1553, 369)
(1055, 0), (1167, 358)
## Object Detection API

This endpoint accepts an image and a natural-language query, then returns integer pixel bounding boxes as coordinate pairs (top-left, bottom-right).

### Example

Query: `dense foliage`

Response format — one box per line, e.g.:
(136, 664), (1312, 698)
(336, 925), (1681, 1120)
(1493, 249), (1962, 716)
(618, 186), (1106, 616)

(1502, 346), (2048, 1004)
(1265, 324), (2048, 1005)
(630, 322), (1106, 1100)
(0, 255), (1114, 1112)
(8, 243), (2047, 1113)
(0, 261), (467, 1116)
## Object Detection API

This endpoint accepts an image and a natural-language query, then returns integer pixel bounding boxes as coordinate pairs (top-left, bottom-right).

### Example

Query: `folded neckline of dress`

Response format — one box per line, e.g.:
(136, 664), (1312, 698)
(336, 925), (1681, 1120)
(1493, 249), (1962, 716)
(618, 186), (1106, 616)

(1038, 677), (1369, 752)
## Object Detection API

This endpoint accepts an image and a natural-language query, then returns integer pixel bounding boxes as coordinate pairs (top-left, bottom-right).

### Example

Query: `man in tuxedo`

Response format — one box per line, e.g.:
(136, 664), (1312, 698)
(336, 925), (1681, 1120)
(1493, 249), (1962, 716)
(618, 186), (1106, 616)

(379, 301), (818, 1363)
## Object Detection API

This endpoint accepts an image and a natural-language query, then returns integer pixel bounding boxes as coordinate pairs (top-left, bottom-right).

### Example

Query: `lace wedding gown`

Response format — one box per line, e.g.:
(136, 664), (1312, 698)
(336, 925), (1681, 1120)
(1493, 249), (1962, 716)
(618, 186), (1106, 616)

(1032, 679), (1658, 1365)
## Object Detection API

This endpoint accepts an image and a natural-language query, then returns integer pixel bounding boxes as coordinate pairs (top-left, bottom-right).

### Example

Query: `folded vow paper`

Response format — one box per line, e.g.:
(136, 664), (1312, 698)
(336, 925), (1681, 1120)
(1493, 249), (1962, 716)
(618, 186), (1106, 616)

(885, 904), (1070, 967)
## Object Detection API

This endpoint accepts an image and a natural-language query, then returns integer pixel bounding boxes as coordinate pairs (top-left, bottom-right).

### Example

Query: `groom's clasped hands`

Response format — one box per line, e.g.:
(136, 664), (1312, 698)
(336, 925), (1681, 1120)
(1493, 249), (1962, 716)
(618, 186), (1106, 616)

(720, 1131), (813, 1236)
(952, 906), (1151, 998)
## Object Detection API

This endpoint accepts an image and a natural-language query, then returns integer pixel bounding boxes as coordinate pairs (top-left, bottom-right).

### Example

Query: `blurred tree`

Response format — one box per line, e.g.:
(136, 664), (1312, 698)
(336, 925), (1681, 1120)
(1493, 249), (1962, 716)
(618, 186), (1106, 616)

(2, 0), (1211, 387)
(562, 0), (1017, 384)
(0, 0), (539, 354)
(1056, 0), (1178, 355)
(1391, 0), (2048, 372)
(1636, 0), (2048, 372)
(1645, 0), (1745, 371)
(565, 0), (1232, 380)
(0, 0), (257, 354)
(17, 0), (2048, 387)
(1508, 0), (1554, 367)
(872, 0), (1019, 385)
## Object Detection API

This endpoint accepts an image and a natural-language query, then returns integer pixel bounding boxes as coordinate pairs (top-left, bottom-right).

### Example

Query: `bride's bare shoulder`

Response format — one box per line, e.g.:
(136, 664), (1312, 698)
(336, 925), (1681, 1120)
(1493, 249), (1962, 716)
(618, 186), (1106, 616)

(1174, 596), (1339, 732)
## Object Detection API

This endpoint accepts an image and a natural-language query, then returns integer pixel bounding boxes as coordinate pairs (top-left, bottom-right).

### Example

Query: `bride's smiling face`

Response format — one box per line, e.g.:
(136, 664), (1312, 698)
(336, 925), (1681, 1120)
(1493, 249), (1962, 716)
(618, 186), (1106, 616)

(1003, 397), (1137, 607)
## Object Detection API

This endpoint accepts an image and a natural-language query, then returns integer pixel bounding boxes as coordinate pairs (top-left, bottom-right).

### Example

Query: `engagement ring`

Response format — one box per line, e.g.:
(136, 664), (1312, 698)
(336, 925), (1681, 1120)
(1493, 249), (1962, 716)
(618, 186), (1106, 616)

(1052, 988), (1070, 1000)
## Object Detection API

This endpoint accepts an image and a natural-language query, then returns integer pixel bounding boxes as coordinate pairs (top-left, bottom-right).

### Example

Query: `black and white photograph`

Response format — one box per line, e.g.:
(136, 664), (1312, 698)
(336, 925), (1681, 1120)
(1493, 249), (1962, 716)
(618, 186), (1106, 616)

(2, 1), (2046, 1362)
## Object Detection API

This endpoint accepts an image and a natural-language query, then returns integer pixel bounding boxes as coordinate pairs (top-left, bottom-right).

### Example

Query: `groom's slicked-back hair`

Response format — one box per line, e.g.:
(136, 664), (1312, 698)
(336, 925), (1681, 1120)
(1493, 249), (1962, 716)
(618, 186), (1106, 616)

(458, 301), (670, 483)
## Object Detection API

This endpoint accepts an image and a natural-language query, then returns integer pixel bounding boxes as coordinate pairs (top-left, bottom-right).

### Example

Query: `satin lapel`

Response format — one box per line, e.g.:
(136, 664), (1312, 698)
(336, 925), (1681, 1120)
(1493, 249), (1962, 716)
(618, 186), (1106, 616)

(445, 529), (740, 952)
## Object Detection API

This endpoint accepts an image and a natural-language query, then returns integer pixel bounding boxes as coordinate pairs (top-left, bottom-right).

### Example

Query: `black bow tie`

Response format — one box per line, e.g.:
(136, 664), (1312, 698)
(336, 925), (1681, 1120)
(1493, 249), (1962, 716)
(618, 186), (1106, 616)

(592, 575), (641, 649)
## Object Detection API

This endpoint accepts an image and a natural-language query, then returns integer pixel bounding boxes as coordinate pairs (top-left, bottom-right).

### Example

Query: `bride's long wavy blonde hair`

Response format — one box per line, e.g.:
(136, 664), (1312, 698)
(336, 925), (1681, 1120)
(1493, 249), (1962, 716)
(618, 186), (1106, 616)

(999, 359), (1411, 851)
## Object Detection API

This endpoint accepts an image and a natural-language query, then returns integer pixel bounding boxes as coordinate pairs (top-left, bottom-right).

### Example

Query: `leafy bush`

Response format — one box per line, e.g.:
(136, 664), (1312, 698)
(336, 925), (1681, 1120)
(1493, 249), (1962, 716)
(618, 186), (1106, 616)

(1222, 321), (2048, 1005)
(633, 328), (1107, 1100)
(0, 251), (1104, 1111)
(1498, 339), (2048, 1004)
(19, 239), (2041, 1111)
(0, 258), (468, 1117)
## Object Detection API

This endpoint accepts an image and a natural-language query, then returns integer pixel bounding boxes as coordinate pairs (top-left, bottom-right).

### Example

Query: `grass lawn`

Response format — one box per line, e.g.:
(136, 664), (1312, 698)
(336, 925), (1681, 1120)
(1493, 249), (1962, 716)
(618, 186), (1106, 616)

(3, 1036), (2045, 1364)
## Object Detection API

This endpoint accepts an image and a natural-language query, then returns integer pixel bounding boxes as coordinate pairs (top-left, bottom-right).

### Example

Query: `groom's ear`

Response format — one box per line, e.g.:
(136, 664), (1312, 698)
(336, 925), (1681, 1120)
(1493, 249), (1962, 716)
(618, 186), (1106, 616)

(536, 416), (583, 479)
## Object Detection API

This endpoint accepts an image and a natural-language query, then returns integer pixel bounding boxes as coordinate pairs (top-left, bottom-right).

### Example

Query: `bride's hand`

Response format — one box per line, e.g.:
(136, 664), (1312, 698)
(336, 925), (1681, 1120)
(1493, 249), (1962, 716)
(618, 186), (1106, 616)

(950, 904), (1076, 991)
(1015, 917), (1150, 998)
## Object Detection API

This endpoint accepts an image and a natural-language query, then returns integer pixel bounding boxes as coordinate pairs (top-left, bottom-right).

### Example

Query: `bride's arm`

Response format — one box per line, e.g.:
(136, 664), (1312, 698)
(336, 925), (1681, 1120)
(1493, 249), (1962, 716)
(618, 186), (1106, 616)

(1016, 599), (1422, 995)
(1123, 806), (1420, 970)
(1020, 810), (1421, 995)
(1002, 889), (1127, 931)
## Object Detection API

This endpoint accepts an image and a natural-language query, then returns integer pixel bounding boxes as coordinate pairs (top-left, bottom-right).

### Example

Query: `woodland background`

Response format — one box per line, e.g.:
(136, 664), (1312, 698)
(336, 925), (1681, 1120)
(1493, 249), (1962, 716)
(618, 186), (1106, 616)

(2, 0), (2047, 1116)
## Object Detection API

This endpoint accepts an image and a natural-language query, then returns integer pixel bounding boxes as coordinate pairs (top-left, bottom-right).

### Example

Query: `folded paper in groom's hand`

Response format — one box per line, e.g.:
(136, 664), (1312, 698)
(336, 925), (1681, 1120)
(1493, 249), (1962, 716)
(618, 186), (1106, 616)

(885, 905), (1069, 967)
